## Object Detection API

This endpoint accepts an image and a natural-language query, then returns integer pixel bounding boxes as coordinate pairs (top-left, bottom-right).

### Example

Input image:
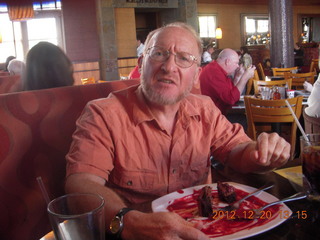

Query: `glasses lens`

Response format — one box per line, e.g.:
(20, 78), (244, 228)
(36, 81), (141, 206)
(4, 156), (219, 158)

(175, 52), (194, 68)
(149, 47), (167, 62)
(147, 47), (196, 68)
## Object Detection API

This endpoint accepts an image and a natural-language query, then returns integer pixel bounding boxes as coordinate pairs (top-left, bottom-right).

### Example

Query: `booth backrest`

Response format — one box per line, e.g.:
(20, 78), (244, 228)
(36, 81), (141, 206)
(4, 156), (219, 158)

(0, 79), (140, 240)
(0, 75), (22, 94)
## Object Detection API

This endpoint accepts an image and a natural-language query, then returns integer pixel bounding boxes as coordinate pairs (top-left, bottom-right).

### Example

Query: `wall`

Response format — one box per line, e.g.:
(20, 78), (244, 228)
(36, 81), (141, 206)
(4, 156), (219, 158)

(115, 8), (136, 58)
(198, 4), (267, 50)
(197, 3), (320, 51)
(62, 0), (100, 62)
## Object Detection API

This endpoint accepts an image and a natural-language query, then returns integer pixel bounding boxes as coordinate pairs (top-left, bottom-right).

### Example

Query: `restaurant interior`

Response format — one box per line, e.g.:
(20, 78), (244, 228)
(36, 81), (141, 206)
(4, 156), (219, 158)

(1, 0), (320, 240)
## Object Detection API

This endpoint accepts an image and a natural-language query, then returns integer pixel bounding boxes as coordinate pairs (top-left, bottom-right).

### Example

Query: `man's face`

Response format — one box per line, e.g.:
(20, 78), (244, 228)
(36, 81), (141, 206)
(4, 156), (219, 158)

(140, 27), (201, 106)
(226, 54), (240, 75)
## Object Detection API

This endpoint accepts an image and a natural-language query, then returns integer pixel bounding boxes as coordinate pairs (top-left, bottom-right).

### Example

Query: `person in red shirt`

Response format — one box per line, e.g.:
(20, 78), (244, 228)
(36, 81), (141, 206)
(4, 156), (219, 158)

(199, 48), (255, 114)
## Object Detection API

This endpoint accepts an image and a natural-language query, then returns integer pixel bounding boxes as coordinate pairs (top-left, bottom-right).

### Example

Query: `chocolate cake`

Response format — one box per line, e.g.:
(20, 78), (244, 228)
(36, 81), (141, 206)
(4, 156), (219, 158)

(197, 186), (213, 217)
(217, 181), (236, 203)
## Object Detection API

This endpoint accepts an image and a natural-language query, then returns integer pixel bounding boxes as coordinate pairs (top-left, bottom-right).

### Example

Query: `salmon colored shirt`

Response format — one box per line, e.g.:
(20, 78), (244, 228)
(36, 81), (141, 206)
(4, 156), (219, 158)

(66, 85), (250, 205)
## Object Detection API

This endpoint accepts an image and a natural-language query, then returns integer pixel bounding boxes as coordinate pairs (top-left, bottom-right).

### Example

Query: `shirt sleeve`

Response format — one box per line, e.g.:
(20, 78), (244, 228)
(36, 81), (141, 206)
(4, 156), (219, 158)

(66, 100), (115, 181)
(204, 100), (251, 163)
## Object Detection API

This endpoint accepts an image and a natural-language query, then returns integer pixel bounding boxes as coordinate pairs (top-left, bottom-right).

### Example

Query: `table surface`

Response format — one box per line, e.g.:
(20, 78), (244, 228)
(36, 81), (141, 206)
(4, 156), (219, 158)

(211, 161), (320, 240)
(42, 162), (320, 240)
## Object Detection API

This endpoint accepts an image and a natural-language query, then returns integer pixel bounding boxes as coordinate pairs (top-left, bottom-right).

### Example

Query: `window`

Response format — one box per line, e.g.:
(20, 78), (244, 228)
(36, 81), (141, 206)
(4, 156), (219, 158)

(242, 14), (270, 46)
(0, 1), (63, 62)
(198, 15), (218, 48)
(198, 15), (217, 38)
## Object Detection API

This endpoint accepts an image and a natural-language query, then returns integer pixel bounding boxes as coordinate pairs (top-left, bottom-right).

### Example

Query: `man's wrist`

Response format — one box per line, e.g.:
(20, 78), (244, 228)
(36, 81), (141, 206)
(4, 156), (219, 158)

(108, 207), (134, 240)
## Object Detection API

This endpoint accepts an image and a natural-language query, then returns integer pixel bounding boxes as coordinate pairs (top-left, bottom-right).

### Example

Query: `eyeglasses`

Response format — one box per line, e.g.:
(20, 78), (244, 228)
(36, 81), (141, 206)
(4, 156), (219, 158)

(146, 46), (198, 68)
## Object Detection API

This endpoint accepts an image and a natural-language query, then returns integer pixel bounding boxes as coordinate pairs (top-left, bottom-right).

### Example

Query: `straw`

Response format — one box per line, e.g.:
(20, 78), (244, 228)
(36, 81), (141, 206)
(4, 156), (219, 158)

(285, 99), (310, 144)
(37, 176), (67, 240)
(37, 176), (51, 204)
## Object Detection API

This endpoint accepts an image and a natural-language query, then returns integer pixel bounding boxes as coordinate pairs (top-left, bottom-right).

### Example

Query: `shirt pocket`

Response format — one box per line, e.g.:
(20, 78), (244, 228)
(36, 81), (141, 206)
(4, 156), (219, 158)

(181, 158), (210, 187)
(110, 168), (160, 193)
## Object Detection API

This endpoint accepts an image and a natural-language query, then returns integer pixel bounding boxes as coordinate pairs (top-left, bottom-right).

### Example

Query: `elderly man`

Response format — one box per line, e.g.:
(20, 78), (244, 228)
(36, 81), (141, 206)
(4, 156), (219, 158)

(199, 48), (255, 114)
(65, 22), (290, 240)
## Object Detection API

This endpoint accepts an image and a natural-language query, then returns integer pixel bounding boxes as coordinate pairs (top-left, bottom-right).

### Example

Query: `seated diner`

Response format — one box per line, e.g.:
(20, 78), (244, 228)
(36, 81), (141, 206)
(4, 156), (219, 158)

(65, 22), (290, 240)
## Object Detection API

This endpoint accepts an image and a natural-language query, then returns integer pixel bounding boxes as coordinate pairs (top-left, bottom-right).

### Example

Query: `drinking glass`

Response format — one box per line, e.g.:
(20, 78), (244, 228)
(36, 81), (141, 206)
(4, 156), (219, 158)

(47, 193), (105, 240)
(300, 134), (320, 201)
(260, 87), (270, 100)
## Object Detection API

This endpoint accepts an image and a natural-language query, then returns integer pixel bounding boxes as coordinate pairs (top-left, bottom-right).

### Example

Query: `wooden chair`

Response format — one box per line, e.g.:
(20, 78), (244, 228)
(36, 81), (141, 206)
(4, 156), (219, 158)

(246, 69), (259, 95)
(272, 66), (298, 76)
(257, 62), (266, 80)
(309, 59), (319, 73)
(244, 96), (303, 159)
(284, 71), (316, 90)
(253, 79), (292, 95)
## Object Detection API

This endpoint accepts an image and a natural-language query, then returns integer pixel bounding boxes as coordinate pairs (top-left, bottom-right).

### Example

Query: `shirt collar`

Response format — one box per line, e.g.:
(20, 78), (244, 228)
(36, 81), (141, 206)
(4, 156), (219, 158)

(131, 85), (201, 127)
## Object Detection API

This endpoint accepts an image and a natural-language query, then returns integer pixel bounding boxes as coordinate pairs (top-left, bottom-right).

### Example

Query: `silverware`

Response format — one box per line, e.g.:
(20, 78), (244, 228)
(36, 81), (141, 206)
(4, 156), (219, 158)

(218, 182), (274, 211)
(244, 192), (307, 219)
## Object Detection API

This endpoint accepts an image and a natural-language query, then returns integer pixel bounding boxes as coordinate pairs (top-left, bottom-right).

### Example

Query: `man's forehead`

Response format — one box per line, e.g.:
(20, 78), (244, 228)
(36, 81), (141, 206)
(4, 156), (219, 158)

(148, 27), (197, 51)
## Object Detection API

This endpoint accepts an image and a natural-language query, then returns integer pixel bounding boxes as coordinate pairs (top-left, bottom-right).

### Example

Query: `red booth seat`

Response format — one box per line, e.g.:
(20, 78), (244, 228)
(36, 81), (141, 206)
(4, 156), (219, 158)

(0, 79), (140, 240)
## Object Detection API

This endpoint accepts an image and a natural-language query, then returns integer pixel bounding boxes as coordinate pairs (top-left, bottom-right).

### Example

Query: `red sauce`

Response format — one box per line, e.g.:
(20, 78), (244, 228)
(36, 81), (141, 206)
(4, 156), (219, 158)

(167, 188), (281, 238)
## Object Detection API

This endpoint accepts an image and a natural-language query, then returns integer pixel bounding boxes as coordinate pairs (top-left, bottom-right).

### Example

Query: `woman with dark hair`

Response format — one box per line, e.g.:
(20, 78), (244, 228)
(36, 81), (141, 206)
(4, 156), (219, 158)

(24, 42), (74, 90)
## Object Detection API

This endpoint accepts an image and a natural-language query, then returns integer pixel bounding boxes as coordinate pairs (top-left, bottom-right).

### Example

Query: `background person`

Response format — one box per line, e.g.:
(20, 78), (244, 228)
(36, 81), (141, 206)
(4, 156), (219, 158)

(24, 42), (74, 90)
(7, 59), (26, 76)
(202, 44), (214, 64)
(136, 35), (145, 57)
(4, 56), (16, 72)
(304, 74), (320, 118)
(65, 22), (290, 240)
(199, 48), (255, 115)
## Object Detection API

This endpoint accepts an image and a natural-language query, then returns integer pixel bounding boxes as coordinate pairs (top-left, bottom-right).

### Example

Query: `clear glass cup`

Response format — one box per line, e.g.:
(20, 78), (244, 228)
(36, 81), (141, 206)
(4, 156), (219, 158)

(300, 134), (320, 201)
(47, 193), (105, 240)
(260, 87), (270, 100)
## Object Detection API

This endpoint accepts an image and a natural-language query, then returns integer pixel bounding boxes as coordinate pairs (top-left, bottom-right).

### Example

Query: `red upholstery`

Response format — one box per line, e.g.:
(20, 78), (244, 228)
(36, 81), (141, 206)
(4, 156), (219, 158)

(0, 75), (22, 94)
(0, 79), (140, 240)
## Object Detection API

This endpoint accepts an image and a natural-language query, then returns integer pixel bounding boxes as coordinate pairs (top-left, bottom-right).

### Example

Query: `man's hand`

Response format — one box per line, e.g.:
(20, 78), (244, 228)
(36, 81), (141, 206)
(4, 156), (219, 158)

(252, 132), (291, 169)
(122, 211), (210, 240)
(228, 132), (290, 173)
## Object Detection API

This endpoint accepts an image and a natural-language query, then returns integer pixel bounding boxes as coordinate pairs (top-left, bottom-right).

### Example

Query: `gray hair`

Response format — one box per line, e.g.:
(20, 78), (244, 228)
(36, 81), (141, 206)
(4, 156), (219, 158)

(7, 59), (26, 76)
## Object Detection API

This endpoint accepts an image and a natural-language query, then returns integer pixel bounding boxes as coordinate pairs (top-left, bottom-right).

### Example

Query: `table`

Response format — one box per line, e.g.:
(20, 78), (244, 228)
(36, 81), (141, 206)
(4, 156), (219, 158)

(211, 162), (320, 240)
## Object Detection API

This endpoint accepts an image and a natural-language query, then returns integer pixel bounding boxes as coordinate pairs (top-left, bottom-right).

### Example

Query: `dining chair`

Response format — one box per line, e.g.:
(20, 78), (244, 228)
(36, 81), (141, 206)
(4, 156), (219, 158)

(257, 63), (266, 80)
(246, 69), (259, 95)
(253, 79), (292, 95)
(244, 96), (303, 160)
(284, 71), (316, 90)
(309, 59), (319, 73)
(272, 66), (298, 76)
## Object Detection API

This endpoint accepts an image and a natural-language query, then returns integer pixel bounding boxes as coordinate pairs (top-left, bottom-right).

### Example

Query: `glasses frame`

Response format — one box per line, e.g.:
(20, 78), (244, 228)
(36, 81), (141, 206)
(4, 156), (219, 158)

(146, 46), (198, 68)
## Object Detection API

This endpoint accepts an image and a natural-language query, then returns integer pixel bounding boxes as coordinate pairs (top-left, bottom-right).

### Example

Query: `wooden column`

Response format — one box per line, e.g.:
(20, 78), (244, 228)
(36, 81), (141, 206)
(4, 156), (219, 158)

(269, 0), (294, 68)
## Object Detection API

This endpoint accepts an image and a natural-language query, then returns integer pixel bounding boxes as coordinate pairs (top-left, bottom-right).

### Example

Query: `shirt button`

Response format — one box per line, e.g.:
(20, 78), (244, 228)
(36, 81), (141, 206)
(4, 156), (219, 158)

(127, 180), (133, 186)
(172, 169), (176, 174)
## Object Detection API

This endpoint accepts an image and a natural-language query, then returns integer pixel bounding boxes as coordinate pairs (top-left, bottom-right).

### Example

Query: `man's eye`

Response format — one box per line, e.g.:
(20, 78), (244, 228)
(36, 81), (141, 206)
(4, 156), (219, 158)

(153, 51), (164, 57)
(178, 54), (191, 62)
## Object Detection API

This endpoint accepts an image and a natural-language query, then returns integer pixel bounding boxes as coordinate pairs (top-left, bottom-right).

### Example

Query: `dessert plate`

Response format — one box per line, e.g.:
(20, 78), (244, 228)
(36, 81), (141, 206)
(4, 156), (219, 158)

(152, 182), (292, 240)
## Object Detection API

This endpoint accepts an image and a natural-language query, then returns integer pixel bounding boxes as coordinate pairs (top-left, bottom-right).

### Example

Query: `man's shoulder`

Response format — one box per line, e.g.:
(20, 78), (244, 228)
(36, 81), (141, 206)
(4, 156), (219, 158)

(88, 85), (139, 110)
(185, 94), (216, 110)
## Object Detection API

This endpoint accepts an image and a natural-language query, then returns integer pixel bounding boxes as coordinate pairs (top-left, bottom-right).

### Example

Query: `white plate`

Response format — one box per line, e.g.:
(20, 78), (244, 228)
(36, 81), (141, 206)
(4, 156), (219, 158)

(152, 182), (292, 240)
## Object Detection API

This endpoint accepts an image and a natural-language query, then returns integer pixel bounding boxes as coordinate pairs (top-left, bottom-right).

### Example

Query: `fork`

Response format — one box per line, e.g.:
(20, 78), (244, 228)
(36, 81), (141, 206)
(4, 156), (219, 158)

(217, 182), (274, 211)
(248, 191), (307, 218)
